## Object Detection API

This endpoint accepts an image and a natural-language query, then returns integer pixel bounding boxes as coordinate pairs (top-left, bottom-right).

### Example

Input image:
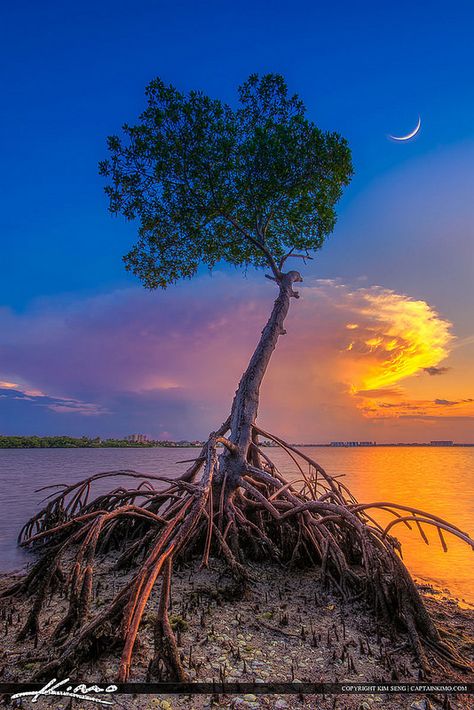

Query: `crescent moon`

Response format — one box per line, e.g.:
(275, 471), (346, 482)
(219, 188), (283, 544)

(389, 116), (421, 141)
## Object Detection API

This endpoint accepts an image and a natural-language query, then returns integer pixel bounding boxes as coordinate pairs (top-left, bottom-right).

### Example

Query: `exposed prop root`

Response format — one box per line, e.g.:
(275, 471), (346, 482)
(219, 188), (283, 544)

(148, 556), (187, 682)
(2, 423), (473, 681)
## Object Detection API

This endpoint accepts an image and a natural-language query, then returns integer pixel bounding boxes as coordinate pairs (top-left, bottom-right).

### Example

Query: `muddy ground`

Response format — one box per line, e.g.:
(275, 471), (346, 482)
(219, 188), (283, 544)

(0, 556), (472, 709)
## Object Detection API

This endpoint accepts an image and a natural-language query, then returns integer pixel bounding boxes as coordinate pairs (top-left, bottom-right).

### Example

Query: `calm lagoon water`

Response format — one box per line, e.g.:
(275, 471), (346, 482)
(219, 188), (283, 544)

(0, 446), (472, 602)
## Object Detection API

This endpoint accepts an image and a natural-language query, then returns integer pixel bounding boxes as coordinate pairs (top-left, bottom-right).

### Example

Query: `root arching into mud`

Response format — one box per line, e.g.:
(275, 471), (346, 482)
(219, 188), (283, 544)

(3, 421), (473, 683)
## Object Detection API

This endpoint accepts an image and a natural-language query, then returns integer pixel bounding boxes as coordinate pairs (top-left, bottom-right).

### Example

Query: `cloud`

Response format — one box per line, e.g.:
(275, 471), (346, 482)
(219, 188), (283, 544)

(352, 387), (404, 399)
(424, 366), (450, 376)
(265, 280), (471, 430)
(434, 398), (473, 407)
(336, 288), (453, 393)
(0, 275), (469, 440)
(358, 397), (474, 420)
(0, 382), (106, 417)
(47, 402), (107, 416)
(0, 380), (23, 390)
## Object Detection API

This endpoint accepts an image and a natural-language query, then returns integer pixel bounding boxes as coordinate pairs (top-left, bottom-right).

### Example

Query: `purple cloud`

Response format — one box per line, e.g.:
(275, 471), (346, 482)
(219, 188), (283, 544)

(0, 275), (470, 442)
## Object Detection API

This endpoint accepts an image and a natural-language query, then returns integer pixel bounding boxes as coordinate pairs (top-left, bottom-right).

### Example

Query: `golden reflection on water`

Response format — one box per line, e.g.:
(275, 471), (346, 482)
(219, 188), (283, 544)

(272, 447), (474, 604)
(0, 447), (471, 603)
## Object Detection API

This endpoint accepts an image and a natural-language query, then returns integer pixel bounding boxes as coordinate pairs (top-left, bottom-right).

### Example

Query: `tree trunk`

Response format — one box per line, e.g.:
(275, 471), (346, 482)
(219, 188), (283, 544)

(224, 270), (302, 486)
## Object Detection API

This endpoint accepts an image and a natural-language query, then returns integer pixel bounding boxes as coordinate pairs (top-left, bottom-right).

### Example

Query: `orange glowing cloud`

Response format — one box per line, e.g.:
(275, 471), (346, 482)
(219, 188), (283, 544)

(308, 285), (469, 422)
(305, 283), (474, 425)
(357, 397), (474, 420)
(336, 288), (453, 393)
(261, 279), (470, 437)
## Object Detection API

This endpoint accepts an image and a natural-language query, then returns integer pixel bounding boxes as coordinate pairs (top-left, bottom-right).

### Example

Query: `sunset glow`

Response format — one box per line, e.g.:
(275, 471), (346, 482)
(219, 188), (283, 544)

(0, 381), (19, 390)
(1, 275), (472, 440)
(347, 291), (452, 391)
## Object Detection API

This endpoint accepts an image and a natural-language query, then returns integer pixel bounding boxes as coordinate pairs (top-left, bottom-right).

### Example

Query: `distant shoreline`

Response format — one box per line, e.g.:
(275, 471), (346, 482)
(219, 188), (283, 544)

(0, 436), (473, 449)
(0, 436), (202, 450)
(296, 443), (474, 447)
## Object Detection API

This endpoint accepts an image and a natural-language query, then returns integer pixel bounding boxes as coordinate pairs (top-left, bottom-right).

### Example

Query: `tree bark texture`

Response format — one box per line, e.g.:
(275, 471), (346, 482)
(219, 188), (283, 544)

(225, 270), (302, 485)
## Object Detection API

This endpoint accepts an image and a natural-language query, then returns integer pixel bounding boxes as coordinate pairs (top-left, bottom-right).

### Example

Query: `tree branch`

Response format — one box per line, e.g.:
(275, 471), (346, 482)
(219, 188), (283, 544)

(221, 212), (281, 280)
(279, 249), (313, 271)
(203, 164), (281, 281)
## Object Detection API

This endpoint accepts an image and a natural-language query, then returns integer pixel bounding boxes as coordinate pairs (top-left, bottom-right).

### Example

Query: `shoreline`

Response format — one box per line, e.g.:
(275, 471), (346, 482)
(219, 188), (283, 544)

(1, 445), (474, 449)
(1, 556), (472, 709)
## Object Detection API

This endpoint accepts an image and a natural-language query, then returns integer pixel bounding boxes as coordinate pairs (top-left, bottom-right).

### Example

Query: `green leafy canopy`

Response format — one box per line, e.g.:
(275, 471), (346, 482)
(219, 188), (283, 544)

(99, 73), (353, 288)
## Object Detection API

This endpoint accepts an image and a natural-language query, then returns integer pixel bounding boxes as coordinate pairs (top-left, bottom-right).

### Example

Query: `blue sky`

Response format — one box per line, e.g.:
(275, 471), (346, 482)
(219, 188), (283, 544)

(1, 0), (473, 439)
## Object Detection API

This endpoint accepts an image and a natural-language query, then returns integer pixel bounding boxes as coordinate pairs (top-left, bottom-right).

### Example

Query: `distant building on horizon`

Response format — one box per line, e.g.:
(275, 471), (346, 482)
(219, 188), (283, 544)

(330, 441), (376, 447)
(430, 440), (454, 446)
(127, 433), (148, 444)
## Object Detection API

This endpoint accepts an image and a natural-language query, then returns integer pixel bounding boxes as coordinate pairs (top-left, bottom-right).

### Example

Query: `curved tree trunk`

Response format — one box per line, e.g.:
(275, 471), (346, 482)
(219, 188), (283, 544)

(224, 270), (302, 486)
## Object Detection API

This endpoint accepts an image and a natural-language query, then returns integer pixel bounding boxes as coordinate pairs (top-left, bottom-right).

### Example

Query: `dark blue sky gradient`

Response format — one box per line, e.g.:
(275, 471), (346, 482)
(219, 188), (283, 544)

(1, 0), (472, 308)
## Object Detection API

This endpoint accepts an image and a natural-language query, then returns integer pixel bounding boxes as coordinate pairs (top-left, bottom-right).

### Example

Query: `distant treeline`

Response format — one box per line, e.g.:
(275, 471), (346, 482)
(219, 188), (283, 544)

(0, 436), (201, 449)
